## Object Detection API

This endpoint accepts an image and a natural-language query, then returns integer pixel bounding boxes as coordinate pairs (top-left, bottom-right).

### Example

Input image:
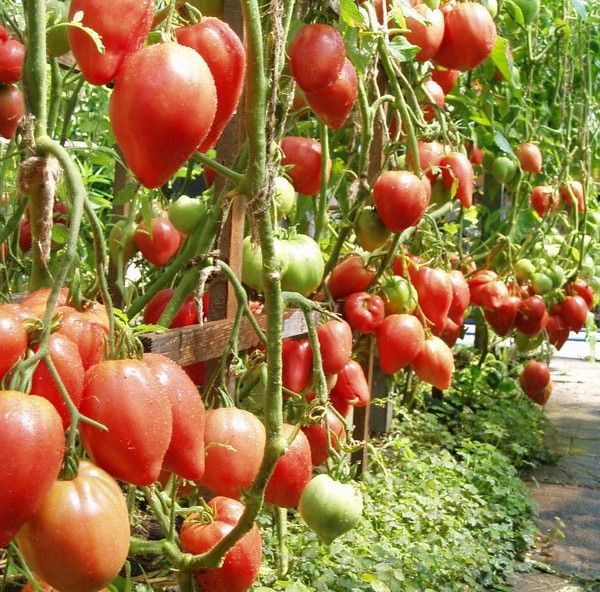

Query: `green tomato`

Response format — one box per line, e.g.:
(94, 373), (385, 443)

(514, 258), (535, 282)
(242, 236), (289, 293)
(280, 234), (324, 296)
(482, 0), (498, 18)
(354, 206), (391, 252)
(298, 474), (363, 545)
(46, 0), (70, 58)
(492, 156), (517, 184)
(168, 195), (206, 235)
(531, 272), (553, 295)
(514, 332), (544, 352)
(548, 264), (565, 288)
(381, 276), (418, 315)
(273, 176), (297, 217)
(512, 0), (540, 25)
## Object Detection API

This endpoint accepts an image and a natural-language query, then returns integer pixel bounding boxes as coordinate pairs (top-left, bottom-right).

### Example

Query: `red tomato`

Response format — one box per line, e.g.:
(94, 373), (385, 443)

(373, 170), (429, 232)
(422, 79), (445, 121)
(143, 288), (208, 328)
(483, 295), (521, 336)
(176, 18), (246, 152)
(181, 497), (262, 592)
(30, 333), (85, 429)
(265, 424), (312, 508)
(327, 255), (376, 300)
(0, 308), (26, 381)
(56, 307), (106, 370)
(519, 361), (552, 405)
(0, 84), (24, 139)
(134, 217), (181, 267)
(16, 461), (130, 592)
(468, 270), (509, 309)
(144, 354), (206, 481)
(439, 317), (461, 347)
(516, 142), (542, 174)
(406, 140), (445, 180)
(184, 360), (206, 386)
(282, 337), (313, 394)
(80, 359), (173, 485)
(432, 2), (497, 71)
(201, 408), (266, 498)
(329, 388), (352, 417)
(514, 296), (548, 337)
(412, 336), (454, 390)
(412, 266), (453, 333)
(22, 582), (109, 592)
(545, 314), (570, 350)
(560, 180), (585, 212)
(0, 391), (64, 548)
(447, 269), (470, 324)
(18, 218), (32, 251)
(343, 292), (385, 333)
(431, 67), (460, 94)
(330, 360), (370, 407)
(559, 295), (588, 333)
(289, 24), (345, 92)
(302, 410), (346, 466)
(376, 314), (425, 374)
(468, 143), (484, 166)
(566, 279), (594, 310)
(317, 320), (353, 375)
(405, 3), (445, 61)
(280, 136), (330, 196)
(19, 287), (69, 318)
(530, 185), (557, 217)
(68, 0), (154, 85)
(0, 32), (25, 84)
(305, 58), (358, 130)
(110, 43), (217, 189)
(439, 152), (474, 208)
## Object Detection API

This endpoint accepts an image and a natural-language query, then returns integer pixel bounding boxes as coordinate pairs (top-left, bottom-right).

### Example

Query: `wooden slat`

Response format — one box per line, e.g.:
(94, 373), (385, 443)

(140, 309), (312, 366)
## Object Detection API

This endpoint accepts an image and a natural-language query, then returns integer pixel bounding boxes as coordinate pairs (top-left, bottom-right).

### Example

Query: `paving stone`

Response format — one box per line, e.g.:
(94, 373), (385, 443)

(506, 572), (577, 591)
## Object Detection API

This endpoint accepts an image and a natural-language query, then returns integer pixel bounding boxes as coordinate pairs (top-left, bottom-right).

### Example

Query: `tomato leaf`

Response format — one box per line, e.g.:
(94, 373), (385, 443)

(387, 36), (419, 62)
(493, 131), (515, 157)
(503, 0), (524, 25)
(338, 0), (367, 28)
(67, 16), (105, 54)
(490, 37), (513, 86)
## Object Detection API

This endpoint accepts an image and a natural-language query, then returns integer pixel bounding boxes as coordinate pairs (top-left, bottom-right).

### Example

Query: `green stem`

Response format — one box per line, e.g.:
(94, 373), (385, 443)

(194, 152), (244, 185)
(314, 121), (329, 242)
(60, 76), (85, 145)
(275, 506), (289, 579)
(48, 59), (63, 137)
(0, 199), (27, 245)
(157, 266), (200, 327)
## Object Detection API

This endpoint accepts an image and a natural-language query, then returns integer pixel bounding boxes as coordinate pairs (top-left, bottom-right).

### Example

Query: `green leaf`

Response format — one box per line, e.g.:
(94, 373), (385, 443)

(387, 36), (419, 62)
(570, 0), (588, 18)
(503, 0), (524, 25)
(339, 0), (367, 28)
(51, 224), (68, 245)
(493, 130), (515, 157)
(490, 37), (512, 86)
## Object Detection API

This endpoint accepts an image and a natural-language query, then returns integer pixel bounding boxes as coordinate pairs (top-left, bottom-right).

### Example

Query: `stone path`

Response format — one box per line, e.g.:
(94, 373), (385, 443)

(510, 354), (600, 590)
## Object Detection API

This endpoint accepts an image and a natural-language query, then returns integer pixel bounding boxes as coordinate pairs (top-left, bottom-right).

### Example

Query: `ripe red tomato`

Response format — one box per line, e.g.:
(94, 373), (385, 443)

(16, 461), (130, 592)
(0, 308), (26, 381)
(530, 185), (557, 217)
(405, 4), (445, 61)
(280, 136), (330, 196)
(110, 43), (217, 189)
(343, 292), (385, 333)
(0, 29), (25, 84)
(433, 2), (497, 71)
(559, 295), (588, 333)
(327, 255), (376, 300)
(265, 424), (312, 508)
(56, 307), (106, 370)
(406, 140), (445, 180)
(181, 496), (263, 592)
(373, 170), (429, 232)
(289, 24), (345, 92)
(176, 18), (246, 152)
(0, 391), (64, 548)
(330, 360), (370, 407)
(545, 314), (570, 350)
(422, 79), (445, 121)
(431, 67), (460, 94)
(201, 408), (266, 498)
(305, 58), (358, 130)
(376, 314), (425, 374)
(80, 359), (173, 485)
(447, 269), (471, 324)
(184, 360), (206, 386)
(440, 317), (461, 347)
(566, 279), (594, 310)
(468, 142), (484, 165)
(560, 180), (585, 212)
(483, 295), (521, 336)
(144, 353), (206, 481)
(302, 410), (346, 466)
(412, 336), (454, 390)
(516, 142), (542, 174)
(143, 288), (208, 328)
(19, 287), (69, 318)
(134, 217), (181, 267)
(514, 296), (548, 337)
(68, 0), (154, 85)
(0, 84), (24, 139)
(412, 266), (453, 333)
(317, 320), (353, 375)
(282, 337), (313, 394)
(439, 152), (474, 208)
(519, 361), (552, 405)
(468, 270), (509, 309)
(30, 333), (85, 429)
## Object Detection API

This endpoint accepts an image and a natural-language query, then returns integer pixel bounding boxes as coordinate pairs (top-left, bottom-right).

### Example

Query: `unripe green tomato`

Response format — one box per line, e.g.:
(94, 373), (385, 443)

(492, 156), (517, 184)
(381, 276), (418, 315)
(242, 236), (289, 292)
(354, 206), (391, 252)
(46, 0), (70, 58)
(512, 0), (540, 25)
(531, 272), (553, 295)
(168, 195), (206, 235)
(482, 0), (498, 18)
(514, 332), (544, 352)
(514, 258), (535, 282)
(548, 264), (565, 288)
(281, 234), (325, 296)
(273, 176), (296, 216)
